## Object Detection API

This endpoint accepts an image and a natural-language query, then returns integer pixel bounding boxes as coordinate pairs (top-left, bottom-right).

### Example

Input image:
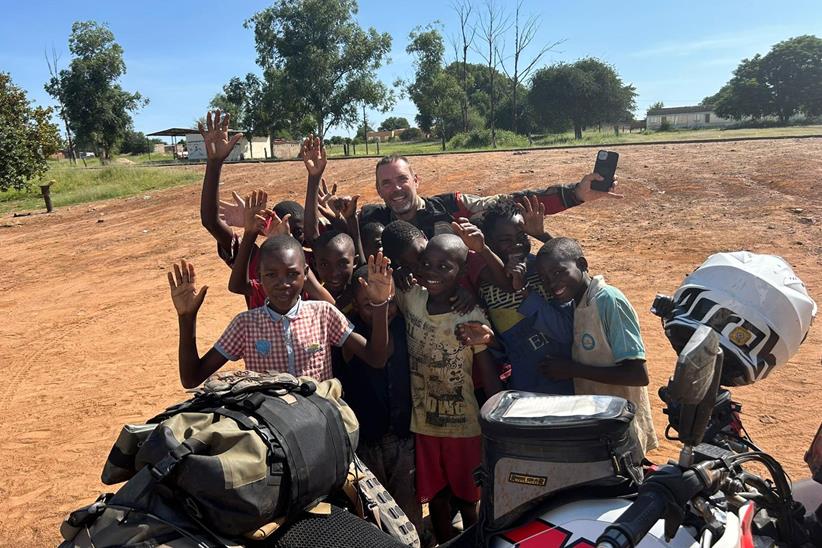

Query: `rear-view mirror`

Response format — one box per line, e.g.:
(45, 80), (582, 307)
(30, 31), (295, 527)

(668, 325), (720, 404)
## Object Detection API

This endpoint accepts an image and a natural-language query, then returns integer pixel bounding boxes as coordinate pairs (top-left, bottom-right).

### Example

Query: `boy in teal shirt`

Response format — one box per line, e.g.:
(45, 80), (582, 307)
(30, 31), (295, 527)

(526, 237), (658, 455)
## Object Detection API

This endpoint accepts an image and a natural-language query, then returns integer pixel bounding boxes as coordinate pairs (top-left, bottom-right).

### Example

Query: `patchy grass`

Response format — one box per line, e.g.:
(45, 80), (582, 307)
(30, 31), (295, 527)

(326, 125), (822, 158)
(0, 164), (200, 215)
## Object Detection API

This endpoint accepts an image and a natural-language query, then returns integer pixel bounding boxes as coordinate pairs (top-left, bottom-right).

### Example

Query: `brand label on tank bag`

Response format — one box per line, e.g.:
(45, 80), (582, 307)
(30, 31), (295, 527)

(508, 472), (547, 487)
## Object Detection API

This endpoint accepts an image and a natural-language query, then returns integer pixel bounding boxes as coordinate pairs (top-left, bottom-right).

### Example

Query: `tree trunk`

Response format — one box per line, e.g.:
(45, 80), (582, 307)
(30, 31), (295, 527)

(461, 46), (469, 132)
(40, 184), (54, 213)
(512, 84), (518, 134)
(574, 124), (582, 140)
(440, 120), (447, 151)
(62, 116), (76, 166)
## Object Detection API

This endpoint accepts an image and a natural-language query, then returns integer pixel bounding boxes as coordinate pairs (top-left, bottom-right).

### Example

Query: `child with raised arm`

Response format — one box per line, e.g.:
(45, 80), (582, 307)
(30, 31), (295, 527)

(532, 237), (658, 454)
(395, 234), (502, 544)
(167, 243), (393, 388)
(228, 190), (332, 308)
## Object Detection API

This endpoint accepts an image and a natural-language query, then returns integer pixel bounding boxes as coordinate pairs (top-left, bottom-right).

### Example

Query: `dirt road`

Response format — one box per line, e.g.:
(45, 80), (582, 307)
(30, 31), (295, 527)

(1, 138), (820, 545)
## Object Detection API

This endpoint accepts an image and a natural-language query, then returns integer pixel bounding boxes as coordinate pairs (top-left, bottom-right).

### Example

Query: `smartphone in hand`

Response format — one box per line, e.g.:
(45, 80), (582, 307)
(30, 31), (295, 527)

(592, 150), (619, 192)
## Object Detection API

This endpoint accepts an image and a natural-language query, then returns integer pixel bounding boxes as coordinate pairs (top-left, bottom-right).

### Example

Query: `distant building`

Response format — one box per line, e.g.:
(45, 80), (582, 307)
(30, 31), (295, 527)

(366, 128), (410, 141)
(646, 105), (734, 130)
(149, 127), (301, 161)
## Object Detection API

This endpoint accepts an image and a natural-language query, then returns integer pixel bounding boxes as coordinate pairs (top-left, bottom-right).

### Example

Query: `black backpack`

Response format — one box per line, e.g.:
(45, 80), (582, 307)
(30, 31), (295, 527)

(104, 372), (354, 537)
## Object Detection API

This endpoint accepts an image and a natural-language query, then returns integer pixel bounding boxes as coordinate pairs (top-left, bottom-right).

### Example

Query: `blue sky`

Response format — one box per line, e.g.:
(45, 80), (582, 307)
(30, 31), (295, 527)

(2, 0), (820, 139)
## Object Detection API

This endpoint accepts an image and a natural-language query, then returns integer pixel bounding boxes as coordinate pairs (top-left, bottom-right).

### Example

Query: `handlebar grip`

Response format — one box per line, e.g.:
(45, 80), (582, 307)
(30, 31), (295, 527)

(596, 491), (668, 548)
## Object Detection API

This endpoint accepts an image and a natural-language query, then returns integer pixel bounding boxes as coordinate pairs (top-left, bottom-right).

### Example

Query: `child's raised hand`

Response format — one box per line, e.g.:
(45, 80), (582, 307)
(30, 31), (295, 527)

(198, 110), (243, 163)
(301, 134), (327, 177)
(505, 253), (527, 291)
(516, 195), (547, 239)
(330, 194), (360, 220)
(317, 178), (339, 219)
(450, 217), (486, 253)
(359, 252), (394, 305)
(264, 212), (291, 237)
(455, 321), (495, 347)
(392, 266), (416, 292)
(168, 260), (208, 317)
(243, 190), (269, 235)
(219, 191), (246, 228)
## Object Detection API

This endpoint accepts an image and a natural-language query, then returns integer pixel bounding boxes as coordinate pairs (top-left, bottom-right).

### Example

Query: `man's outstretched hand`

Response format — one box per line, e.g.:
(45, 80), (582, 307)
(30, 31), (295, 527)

(168, 260), (208, 317)
(574, 173), (624, 202)
(198, 110), (243, 163)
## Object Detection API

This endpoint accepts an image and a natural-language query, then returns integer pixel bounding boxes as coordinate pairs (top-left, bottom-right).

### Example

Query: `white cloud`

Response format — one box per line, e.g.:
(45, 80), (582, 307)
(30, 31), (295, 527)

(629, 26), (792, 59)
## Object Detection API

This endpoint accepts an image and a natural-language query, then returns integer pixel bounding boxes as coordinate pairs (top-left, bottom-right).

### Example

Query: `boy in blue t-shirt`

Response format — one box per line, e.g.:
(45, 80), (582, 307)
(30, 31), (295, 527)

(526, 237), (658, 454)
(475, 197), (574, 394)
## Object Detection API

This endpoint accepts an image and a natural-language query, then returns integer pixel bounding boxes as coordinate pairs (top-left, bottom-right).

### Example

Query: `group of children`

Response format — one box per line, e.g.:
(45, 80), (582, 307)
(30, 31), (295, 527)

(167, 110), (658, 544)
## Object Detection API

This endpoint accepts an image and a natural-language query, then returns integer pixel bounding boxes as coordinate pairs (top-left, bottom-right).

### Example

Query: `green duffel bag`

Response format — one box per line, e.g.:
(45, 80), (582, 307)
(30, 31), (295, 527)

(104, 372), (357, 538)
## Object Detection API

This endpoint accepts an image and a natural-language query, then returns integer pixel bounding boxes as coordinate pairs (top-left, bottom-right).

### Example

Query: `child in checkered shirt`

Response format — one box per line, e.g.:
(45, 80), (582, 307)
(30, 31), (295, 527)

(167, 235), (394, 388)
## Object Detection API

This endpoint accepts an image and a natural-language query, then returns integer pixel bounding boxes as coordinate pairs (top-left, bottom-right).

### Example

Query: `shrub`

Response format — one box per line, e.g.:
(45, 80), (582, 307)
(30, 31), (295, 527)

(658, 119), (672, 131)
(399, 128), (423, 141)
(447, 129), (529, 149)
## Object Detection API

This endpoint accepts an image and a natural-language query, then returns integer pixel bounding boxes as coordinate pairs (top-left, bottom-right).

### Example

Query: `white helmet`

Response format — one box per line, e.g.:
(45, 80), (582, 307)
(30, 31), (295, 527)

(661, 251), (816, 386)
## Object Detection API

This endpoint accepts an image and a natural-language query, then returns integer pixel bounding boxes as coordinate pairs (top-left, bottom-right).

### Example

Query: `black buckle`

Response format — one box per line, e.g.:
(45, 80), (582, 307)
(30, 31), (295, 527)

(149, 443), (193, 481)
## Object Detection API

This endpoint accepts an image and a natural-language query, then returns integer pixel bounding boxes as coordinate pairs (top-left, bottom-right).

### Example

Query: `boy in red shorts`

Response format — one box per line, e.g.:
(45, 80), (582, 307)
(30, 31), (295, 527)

(395, 234), (502, 543)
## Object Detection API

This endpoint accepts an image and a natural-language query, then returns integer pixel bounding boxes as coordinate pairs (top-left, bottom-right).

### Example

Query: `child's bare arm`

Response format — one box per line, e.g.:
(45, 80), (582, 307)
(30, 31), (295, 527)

(301, 135), (326, 243)
(228, 190), (270, 296)
(451, 218), (514, 291)
(475, 349), (503, 396)
(541, 357), (649, 386)
(336, 195), (365, 266)
(342, 253), (394, 369)
(168, 260), (228, 388)
(199, 110), (244, 252)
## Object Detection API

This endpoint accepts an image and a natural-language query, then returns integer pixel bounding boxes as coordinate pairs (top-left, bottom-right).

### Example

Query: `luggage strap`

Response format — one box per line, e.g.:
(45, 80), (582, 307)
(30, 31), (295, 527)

(150, 439), (205, 481)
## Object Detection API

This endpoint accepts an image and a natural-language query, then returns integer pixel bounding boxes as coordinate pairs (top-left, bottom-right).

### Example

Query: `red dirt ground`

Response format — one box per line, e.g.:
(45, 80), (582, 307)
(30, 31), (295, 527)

(0, 138), (820, 545)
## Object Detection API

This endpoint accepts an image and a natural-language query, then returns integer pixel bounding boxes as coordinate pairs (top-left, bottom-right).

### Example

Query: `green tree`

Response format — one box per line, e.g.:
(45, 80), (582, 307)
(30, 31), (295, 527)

(47, 21), (146, 163)
(0, 72), (61, 191)
(710, 55), (773, 121)
(119, 129), (151, 154)
(528, 58), (636, 139)
(378, 116), (410, 131)
(246, 0), (394, 139)
(211, 73), (270, 157)
(707, 36), (822, 123)
(760, 35), (822, 120)
(646, 101), (664, 115)
(406, 24), (464, 150)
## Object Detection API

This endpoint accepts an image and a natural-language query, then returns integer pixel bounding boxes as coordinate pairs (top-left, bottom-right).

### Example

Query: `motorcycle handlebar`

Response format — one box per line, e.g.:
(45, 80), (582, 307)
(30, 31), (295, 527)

(595, 463), (717, 548)
(595, 491), (668, 548)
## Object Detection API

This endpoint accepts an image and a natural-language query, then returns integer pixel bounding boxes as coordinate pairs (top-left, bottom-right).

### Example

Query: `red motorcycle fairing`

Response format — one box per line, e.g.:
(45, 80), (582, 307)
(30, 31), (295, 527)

(489, 499), (700, 548)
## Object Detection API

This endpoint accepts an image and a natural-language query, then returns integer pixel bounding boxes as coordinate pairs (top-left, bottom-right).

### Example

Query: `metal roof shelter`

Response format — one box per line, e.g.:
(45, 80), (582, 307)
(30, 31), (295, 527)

(147, 127), (241, 159)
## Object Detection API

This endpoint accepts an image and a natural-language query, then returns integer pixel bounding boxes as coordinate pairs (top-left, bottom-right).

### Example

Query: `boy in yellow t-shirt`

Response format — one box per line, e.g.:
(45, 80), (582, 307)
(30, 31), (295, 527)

(395, 234), (502, 544)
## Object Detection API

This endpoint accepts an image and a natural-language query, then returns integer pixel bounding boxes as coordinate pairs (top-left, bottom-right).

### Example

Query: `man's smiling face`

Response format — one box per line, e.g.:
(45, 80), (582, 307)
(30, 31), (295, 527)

(376, 159), (419, 217)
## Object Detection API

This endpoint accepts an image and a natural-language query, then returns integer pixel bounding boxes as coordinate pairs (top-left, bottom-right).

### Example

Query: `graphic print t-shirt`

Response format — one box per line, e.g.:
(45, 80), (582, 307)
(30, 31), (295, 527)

(396, 285), (489, 438)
